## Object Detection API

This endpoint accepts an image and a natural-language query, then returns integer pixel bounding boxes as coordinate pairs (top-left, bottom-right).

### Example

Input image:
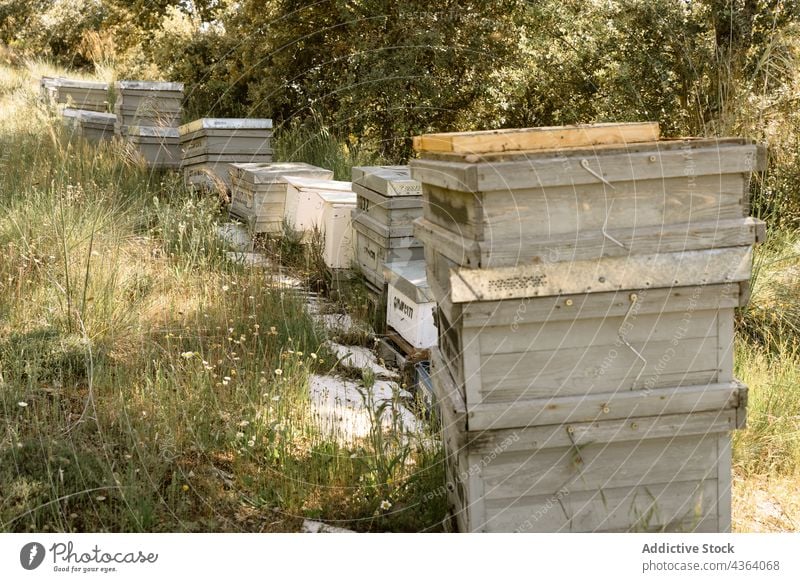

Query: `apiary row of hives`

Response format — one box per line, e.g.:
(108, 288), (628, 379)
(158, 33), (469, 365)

(43, 75), (766, 532)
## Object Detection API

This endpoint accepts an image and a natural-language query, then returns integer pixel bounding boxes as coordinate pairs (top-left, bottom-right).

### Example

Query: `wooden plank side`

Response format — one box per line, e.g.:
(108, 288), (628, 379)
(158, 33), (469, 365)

(353, 182), (423, 209)
(448, 246), (752, 303)
(413, 142), (761, 192)
(458, 283), (741, 327)
(467, 381), (745, 431)
(468, 410), (737, 455)
(417, 215), (761, 269)
(717, 308), (735, 383)
(484, 480), (718, 533)
(479, 335), (719, 401)
(476, 309), (721, 355)
(421, 184), (483, 239)
(409, 159), (477, 191)
(717, 434), (733, 532)
(413, 122), (660, 154)
(479, 173), (747, 241)
(482, 434), (720, 498)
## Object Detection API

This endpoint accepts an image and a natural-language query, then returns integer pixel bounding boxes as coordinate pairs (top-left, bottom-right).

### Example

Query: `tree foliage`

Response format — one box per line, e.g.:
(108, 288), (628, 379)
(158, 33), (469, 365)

(1, 0), (799, 186)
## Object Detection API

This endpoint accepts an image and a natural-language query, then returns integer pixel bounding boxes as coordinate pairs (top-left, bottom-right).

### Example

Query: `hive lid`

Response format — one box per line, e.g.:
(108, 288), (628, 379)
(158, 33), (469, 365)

(60, 108), (82, 119)
(351, 165), (421, 197)
(229, 162), (333, 184)
(283, 176), (353, 192)
(50, 78), (109, 90)
(116, 80), (184, 92)
(410, 137), (766, 192)
(77, 111), (116, 123)
(383, 260), (433, 303)
(316, 189), (357, 205)
(413, 122), (660, 156)
(179, 118), (274, 135)
(126, 126), (180, 138)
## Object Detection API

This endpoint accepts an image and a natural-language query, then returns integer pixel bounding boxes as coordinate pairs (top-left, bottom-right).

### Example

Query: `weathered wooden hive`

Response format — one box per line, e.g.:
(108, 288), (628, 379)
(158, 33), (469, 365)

(179, 118), (274, 190)
(60, 108), (82, 133)
(40, 77), (58, 103)
(125, 126), (181, 170)
(77, 111), (117, 143)
(228, 163), (334, 234)
(114, 81), (183, 135)
(383, 260), (437, 350)
(42, 77), (109, 112)
(351, 166), (424, 292)
(410, 122), (766, 533)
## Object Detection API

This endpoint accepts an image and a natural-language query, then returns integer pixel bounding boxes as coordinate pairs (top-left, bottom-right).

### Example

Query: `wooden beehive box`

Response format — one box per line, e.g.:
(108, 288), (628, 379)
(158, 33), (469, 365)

(383, 260), (437, 349)
(411, 126), (765, 270)
(433, 278), (746, 430)
(179, 118), (273, 156)
(432, 348), (742, 533)
(78, 111), (117, 143)
(180, 119), (274, 190)
(44, 78), (109, 112)
(350, 166), (424, 290)
(228, 163), (334, 233)
(114, 81), (183, 133)
(125, 126), (181, 169)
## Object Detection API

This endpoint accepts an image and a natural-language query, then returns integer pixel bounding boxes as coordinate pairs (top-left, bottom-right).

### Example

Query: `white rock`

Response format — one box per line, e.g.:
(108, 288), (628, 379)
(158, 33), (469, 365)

(216, 222), (253, 252)
(308, 374), (422, 443)
(325, 341), (398, 379)
(226, 251), (271, 268)
(301, 519), (355, 533)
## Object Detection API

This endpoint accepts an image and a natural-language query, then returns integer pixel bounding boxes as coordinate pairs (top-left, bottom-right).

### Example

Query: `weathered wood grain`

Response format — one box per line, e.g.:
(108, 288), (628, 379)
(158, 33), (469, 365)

(430, 346), (745, 430)
(351, 165), (422, 196)
(444, 246), (752, 303)
(416, 216), (763, 269)
(482, 434), (719, 498)
(483, 479), (718, 532)
(413, 122), (660, 154)
(411, 139), (764, 192)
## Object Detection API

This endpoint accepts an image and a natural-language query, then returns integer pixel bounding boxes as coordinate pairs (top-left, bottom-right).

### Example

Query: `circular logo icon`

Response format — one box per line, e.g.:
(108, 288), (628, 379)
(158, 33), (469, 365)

(20, 542), (46, 570)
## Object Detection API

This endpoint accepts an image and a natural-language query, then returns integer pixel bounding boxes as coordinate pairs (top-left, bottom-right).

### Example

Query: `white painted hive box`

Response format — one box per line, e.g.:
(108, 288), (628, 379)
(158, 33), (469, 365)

(383, 260), (437, 349)
(318, 191), (357, 269)
(228, 163), (334, 233)
(283, 176), (354, 237)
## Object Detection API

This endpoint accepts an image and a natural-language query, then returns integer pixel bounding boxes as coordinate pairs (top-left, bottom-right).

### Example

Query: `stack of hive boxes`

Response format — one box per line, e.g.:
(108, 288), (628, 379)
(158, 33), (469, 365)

(179, 119), (274, 191)
(115, 81), (183, 169)
(41, 77), (109, 112)
(410, 123), (766, 533)
(229, 163), (333, 234)
(351, 166), (424, 292)
(282, 176), (356, 270)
